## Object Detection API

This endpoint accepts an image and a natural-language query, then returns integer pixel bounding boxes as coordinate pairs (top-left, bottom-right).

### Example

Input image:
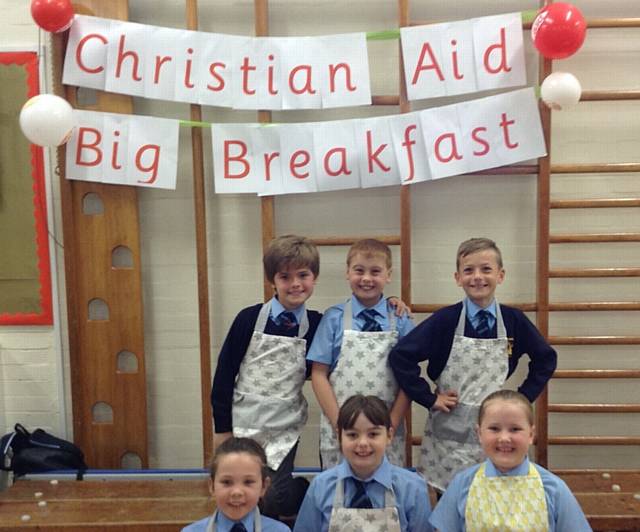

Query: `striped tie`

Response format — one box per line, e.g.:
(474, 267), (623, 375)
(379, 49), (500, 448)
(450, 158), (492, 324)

(350, 479), (373, 508)
(230, 523), (247, 532)
(475, 309), (491, 337)
(278, 311), (297, 329)
(360, 309), (381, 332)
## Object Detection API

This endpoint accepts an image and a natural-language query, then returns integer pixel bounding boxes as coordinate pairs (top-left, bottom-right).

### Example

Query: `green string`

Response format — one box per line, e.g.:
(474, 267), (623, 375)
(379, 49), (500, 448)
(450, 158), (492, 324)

(521, 9), (539, 25)
(366, 29), (400, 41)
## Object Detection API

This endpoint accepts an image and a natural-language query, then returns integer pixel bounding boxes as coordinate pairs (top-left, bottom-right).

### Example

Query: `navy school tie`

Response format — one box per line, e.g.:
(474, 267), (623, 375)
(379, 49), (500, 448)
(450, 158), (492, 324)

(230, 523), (247, 532)
(278, 311), (297, 329)
(360, 309), (382, 332)
(350, 479), (373, 509)
(475, 309), (491, 337)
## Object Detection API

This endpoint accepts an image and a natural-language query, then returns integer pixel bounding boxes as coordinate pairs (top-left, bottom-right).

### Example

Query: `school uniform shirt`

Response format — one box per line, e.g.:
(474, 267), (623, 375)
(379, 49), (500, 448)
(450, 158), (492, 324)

(307, 295), (415, 369)
(182, 509), (291, 532)
(429, 458), (592, 532)
(211, 297), (322, 434)
(293, 457), (433, 532)
(388, 300), (557, 409)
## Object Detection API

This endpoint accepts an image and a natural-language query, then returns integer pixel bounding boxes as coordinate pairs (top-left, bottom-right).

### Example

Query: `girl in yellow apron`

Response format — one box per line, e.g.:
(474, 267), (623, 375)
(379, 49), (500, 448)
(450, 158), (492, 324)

(293, 395), (433, 532)
(429, 390), (591, 532)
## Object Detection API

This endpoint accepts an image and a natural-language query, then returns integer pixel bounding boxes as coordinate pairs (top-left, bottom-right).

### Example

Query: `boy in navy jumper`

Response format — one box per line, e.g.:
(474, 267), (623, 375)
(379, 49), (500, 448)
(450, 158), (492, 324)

(211, 234), (322, 519)
(389, 237), (557, 493)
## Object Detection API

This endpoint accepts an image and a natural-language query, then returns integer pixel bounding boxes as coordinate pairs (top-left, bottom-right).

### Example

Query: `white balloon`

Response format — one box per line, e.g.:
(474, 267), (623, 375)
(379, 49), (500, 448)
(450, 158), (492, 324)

(540, 72), (582, 111)
(19, 94), (74, 147)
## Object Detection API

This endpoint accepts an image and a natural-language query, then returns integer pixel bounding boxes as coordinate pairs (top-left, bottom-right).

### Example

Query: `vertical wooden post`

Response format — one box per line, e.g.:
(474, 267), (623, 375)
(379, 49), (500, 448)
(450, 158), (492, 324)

(51, 0), (148, 468)
(535, 0), (553, 468)
(185, 0), (214, 466)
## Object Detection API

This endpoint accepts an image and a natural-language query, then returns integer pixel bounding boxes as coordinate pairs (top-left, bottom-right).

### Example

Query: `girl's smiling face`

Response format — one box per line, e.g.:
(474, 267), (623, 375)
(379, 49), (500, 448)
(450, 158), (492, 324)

(477, 399), (534, 473)
(340, 413), (392, 479)
(211, 452), (268, 522)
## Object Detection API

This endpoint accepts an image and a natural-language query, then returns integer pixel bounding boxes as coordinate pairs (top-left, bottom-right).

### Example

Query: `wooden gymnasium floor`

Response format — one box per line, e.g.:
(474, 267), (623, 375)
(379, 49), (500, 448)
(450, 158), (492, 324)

(0, 470), (638, 531)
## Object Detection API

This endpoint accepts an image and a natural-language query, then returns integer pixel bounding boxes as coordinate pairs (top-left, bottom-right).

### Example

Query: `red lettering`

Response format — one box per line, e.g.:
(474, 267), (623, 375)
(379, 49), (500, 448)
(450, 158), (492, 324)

(111, 131), (122, 170)
(267, 54), (278, 95)
(402, 125), (417, 182)
(366, 131), (390, 173)
(76, 34), (107, 74)
(290, 150), (310, 178)
(240, 57), (256, 95)
(154, 55), (172, 84)
(500, 112), (518, 149)
(224, 141), (250, 179)
(136, 145), (160, 184)
(450, 40), (464, 80)
(184, 48), (195, 89)
(115, 35), (142, 81)
(207, 62), (226, 91)
(471, 127), (490, 156)
(75, 127), (103, 166)
(328, 63), (356, 93)
(263, 152), (280, 181)
(411, 43), (444, 84)
(323, 147), (351, 177)
(434, 133), (463, 163)
(483, 28), (512, 74)
(288, 65), (316, 95)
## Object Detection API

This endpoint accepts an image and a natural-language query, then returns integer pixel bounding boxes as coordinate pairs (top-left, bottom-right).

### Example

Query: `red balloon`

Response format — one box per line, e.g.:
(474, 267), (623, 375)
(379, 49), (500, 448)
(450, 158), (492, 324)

(31, 0), (74, 33)
(531, 3), (587, 60)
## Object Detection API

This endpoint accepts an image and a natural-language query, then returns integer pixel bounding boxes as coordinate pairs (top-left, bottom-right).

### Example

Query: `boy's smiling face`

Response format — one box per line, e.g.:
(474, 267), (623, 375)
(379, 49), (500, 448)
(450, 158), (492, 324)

(455, 249), (504, 308)
(272, 265), (316, 310)
(346, 252), (391, 308)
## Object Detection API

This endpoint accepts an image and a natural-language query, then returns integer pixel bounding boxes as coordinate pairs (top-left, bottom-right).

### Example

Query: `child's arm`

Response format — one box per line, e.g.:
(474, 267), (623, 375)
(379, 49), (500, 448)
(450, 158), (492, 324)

(311, 362), (340, 430)
(389, 389), (411, 432)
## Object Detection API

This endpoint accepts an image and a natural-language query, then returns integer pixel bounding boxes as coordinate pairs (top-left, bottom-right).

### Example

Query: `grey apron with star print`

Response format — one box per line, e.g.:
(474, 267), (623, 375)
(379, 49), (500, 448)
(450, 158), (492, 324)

(232, 302), (309, 471)
(204, 508), (262, 532)
(328, 478), (401, 532)
(320, 300), (405, 469)
(418, 300), (509, 491)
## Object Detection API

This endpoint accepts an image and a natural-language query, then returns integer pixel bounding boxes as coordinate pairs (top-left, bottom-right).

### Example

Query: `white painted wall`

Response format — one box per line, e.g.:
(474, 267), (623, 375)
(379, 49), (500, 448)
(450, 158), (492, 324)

(1, 0), (638, 471)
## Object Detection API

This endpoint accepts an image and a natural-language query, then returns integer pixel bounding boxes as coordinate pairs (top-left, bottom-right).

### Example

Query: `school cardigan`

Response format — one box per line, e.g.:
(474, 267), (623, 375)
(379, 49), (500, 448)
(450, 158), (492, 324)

(211, 299), (322, 434)
(388, 301), (557, 409)
(429, 458), (592, 532)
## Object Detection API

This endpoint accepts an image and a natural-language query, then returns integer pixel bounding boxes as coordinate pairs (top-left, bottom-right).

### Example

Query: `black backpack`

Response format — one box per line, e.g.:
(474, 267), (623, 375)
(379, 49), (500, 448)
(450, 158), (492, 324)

(1, 423), (88, 477)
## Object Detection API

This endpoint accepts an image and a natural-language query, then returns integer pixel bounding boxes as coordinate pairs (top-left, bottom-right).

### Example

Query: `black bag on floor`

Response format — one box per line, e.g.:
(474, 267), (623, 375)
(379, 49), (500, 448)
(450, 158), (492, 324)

(1, 423), (87, 477)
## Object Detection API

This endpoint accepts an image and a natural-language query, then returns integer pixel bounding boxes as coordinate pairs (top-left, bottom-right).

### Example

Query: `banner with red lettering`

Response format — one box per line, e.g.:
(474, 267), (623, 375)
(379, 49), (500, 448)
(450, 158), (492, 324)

(401, 13), (526, 101)
(62, 13), (526, 110)
(63, 15), (371, 111)
(65, 110), (179, 189)
(212, 88), (545, 194)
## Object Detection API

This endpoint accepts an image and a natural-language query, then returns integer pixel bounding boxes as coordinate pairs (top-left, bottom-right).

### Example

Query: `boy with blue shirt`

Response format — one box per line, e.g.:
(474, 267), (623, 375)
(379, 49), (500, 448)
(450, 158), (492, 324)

(294, 395), (433, 532)
(389, 237), (557, 493)
(308, 239), (414, 469)
(211, 234), (322, 520)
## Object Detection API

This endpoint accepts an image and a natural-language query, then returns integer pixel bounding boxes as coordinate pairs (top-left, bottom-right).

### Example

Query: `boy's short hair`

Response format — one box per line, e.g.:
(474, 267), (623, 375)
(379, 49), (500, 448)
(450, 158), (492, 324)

(347, 239), (392, 269)
(263, 234), (320, 284)
(478, 389), (534, 426)
(209, 437), (269, 481)
(336, 394), (391, 441)
(456, 237), (503, 270)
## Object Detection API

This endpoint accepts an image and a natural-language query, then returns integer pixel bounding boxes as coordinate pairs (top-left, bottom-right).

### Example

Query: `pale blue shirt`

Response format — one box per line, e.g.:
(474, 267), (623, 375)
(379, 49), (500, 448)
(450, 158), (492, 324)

(465, 298), (497, 331)
(269, 296), (305, 326)
(429, 458), (592, 532)
(307, 295), (415, 369)
(182, 509), (290, 532)
(293, 457), (433, 532)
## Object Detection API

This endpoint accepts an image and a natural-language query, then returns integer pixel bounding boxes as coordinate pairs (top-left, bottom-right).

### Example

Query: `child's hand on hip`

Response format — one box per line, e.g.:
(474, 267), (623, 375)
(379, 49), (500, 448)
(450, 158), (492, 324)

(433, 390), (459, 412)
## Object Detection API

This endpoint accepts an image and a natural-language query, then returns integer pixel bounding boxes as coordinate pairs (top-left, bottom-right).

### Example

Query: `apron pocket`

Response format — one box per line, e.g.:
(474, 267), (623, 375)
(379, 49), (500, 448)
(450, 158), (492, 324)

(233, 391), (307, 432)
(431, 403), (479, 444)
